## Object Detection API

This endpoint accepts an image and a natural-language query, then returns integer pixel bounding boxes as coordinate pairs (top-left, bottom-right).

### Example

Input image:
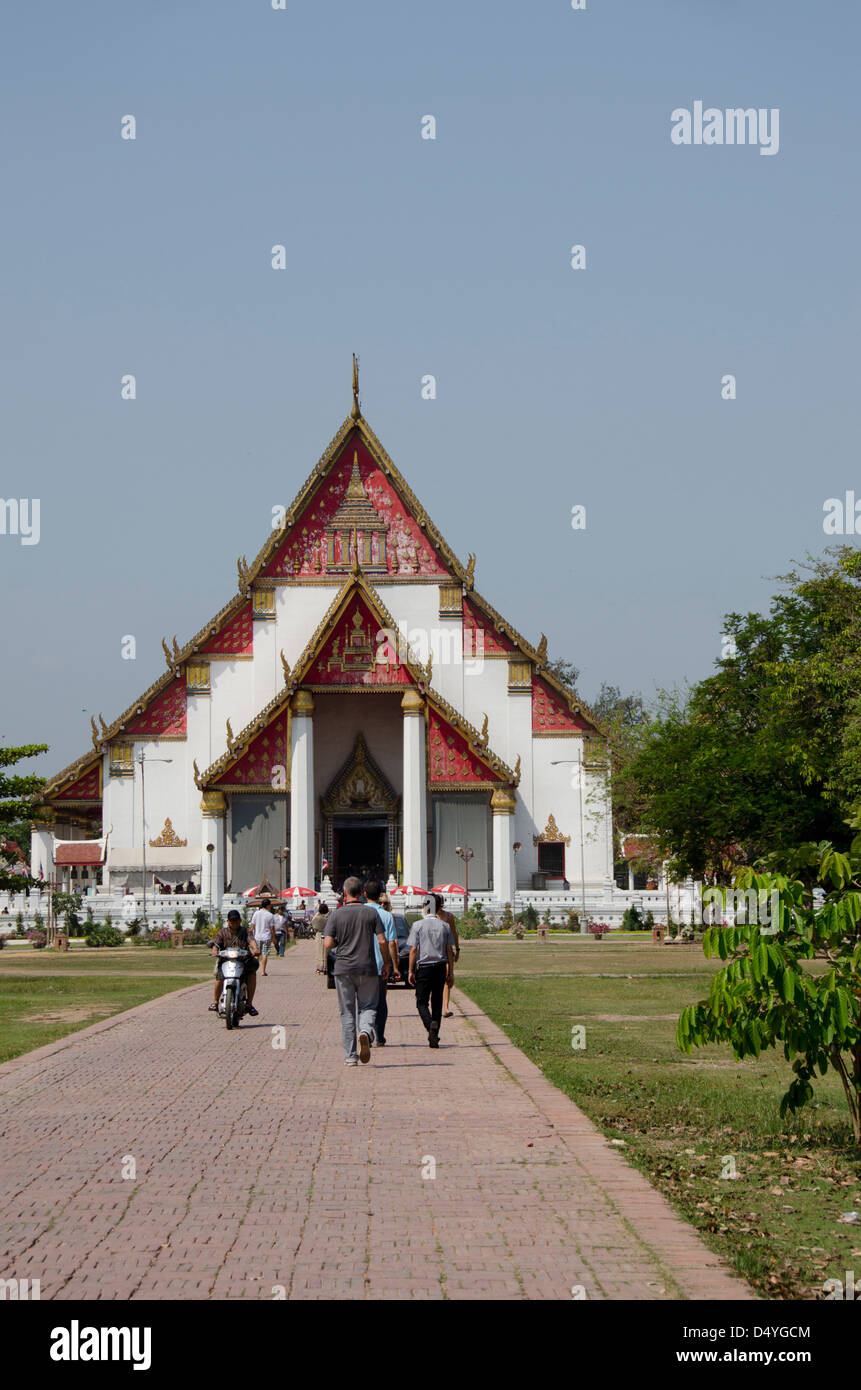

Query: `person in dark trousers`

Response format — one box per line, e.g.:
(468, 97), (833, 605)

(407, 897), (455, 1049)
(363, 878), (399, 1047)
(324, 876), (389, 1065)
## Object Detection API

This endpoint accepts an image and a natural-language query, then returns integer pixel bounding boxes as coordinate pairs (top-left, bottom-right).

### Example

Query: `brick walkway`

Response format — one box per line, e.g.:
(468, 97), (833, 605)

(0, 943), (752, 1300)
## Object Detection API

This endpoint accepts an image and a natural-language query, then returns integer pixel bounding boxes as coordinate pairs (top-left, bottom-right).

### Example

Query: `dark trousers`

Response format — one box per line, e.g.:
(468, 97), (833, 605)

(414, 961), (447, 1032)
(374, 973), (388, 1044)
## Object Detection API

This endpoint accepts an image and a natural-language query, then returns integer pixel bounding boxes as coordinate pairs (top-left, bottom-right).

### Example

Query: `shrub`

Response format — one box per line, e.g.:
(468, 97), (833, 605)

(498, 903), (515, 933)
(125, 918), (143, 938)
(587, 920), (611, 940)
(28, 931), (47, 949)
(0, 934), (5, 949)
(457, 917), (488, 940)
(193, 906), (210, 932)
(183, 928), (212, 945)
(214, 909), (224, 930)
(565, 908), (580, 932)
(644, 909), (655, 931)
(33, 912), (45, 932)
(85, 924), (124, 948)
(173, 910), (184, 932)
(540, 906), (553, 928)
(517, 904), (539, 931)
(14, 911), (25, 937)
(621, 904), (644, 932)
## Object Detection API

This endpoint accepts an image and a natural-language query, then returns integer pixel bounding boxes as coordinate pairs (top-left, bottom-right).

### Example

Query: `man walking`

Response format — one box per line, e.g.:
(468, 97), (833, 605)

(251, 897), (277, 977)
(272, 907), (288, 958)
(407, 897), (455, 1049)
(363, 879), (399, 1047)
(324, 876), (389, 1065)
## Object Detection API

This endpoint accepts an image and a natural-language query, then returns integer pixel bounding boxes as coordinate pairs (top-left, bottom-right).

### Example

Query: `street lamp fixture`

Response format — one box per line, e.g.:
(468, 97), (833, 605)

(206, 843), (215, 921)
(273, 846), (290, 900)
(455, 844), (474, 914)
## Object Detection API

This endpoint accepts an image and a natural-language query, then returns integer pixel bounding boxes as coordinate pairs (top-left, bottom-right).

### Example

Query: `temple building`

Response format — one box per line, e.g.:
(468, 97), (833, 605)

(32, 366), (613, 906)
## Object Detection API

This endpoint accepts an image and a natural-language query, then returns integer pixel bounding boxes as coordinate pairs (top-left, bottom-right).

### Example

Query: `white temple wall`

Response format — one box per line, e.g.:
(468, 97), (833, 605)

(185, 692), (213, 847)
(276, 586), (337, 668)
(209, 659), (256, 763)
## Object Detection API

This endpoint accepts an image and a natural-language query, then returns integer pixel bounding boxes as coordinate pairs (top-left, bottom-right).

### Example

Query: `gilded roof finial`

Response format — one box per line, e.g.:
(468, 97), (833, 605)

(280, 650), (291, 685)
(90, 715), (100, 750)
(351, 353), (360, 420)
(536, 633), (548, 664)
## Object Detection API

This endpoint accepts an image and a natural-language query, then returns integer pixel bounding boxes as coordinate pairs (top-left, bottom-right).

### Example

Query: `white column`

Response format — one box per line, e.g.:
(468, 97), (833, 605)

(401, 690), (427, 887)
(491, 787), (516, 906)
(200, 792), (227, 911)
(30, 822), (53, 884)
(290, 690), (315, 890)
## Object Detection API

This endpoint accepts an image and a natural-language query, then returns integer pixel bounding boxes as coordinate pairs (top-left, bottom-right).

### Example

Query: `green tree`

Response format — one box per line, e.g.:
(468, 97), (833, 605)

(678, 843), (861, 1145)
(627, 549), (861, 881)
(0, 743), (49, 888)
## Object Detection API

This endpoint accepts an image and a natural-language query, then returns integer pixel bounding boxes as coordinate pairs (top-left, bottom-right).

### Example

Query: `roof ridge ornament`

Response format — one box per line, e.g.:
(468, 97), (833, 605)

(350, 352), (360, 420)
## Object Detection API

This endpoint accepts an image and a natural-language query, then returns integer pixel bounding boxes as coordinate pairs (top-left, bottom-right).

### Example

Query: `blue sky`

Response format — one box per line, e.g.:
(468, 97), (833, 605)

(2, 0), (859, 772)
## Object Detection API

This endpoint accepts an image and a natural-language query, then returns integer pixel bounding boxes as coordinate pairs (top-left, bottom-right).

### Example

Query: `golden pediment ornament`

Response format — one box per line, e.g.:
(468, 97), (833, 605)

(149, 817), (188, 848)
(533, 813), (570, 846)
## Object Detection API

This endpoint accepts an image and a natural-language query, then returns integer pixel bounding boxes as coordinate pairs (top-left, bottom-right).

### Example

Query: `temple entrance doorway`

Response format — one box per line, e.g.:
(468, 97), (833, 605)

(333, 819), (387, 889)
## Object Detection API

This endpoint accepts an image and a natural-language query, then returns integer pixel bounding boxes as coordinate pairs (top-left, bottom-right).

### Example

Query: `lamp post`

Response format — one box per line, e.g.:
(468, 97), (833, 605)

(206, 843), (215, 921)
(137, 752), (173, 932)
(455, 844), (474, 915)
(273, 846), (290, 901)
(512, 841), (522, 918)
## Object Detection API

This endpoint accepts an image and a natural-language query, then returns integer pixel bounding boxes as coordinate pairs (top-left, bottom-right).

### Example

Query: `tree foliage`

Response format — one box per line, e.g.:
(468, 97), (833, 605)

(678, 840), (861, 1145)
(628, 549), (861, 880)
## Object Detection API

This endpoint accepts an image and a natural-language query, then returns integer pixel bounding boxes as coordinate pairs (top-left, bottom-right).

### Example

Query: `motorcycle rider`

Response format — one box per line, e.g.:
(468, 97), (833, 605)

(209, 909), (261, 1015)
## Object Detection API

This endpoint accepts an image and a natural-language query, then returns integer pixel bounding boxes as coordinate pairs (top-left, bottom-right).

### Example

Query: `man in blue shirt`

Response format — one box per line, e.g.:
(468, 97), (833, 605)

(363, 879), (399, 1047)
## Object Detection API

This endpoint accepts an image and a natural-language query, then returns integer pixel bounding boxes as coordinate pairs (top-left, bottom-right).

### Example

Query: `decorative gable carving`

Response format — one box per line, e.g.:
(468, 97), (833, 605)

(321, 734), (399, 816)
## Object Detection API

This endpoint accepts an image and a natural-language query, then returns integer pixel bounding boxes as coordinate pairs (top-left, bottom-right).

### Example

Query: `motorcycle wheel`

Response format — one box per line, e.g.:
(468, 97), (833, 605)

(225, 982), (236, 1030)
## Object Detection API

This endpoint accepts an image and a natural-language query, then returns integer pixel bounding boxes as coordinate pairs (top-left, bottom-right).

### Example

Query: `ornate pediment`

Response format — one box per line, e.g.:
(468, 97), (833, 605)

(533, 813), (571, 846)
(149, 817), (188, 848)
(321, 734), (399, 816)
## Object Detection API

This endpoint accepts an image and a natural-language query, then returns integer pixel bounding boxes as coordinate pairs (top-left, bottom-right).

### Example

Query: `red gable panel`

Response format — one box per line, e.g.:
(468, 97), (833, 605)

(427, 708), (502, 786)
(532, 677), (589, 735)
(214, 713), (289, 788)
(198, 602), (253, 658)
(125, 677), (187, 739)
(263, 436), (451, 580)
(305, 593), (416, 688)
(53, 765), (102, 801)
(462, 598), (518, 659)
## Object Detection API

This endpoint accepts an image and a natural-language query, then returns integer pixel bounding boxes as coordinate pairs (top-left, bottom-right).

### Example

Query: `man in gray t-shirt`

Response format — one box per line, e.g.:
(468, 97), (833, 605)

(324, 877), (388, 1066)
(407, 899), (455, 1049)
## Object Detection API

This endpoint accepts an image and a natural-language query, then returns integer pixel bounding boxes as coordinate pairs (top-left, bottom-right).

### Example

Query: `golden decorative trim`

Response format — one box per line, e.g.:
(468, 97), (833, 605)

(186, 661), (211, 694)
(321, 732), (399, 817)
(439, 584), (463, 617)
(109, 743), (134, 776)
(280, 650), (291, 684)
(149, 817), (188, 848)
(200, 791), (227, 816)
(491, 787), (517, 813)
(508, 658), (532, 691)
(465, 554), (476, 588)
(291, 689), (314, 715)
(351, 352), (360, 420)
(162, 635), (182, 668)
(252, 588), (276, 618)
(536, 634), (548, 664)
(429, 782), (496, 792)
(533, 813), (571, 846)
(401, 689), (425, 716)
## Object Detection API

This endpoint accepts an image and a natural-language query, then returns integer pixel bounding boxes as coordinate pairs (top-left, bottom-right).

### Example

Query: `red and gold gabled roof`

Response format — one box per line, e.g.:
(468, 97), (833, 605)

(427, 706), (504, 788)
(197, 573), (517, 791)
(124, 676), (187, 740)
(462, 596), (519, 659)
(49, 760), (103, 803)
(197, 602), (253, 659)
(251, 419), (458, 585)
(532, 675), (591, 736)
(211, 712), (289, 792)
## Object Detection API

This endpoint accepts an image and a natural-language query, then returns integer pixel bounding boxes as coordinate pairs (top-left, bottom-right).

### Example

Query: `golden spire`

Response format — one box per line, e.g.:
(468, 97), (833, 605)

(351, 353), (360, 420)
(346, 451), (366, 500)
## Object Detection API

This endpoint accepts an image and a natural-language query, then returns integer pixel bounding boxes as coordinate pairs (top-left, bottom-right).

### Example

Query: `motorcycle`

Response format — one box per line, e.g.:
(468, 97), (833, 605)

(217, 946), (249, 1029)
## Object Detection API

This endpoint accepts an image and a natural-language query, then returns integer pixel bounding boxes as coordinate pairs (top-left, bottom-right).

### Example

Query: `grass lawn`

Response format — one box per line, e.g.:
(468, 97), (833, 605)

(0, 944), (213, 1064)
(457, 939), (861, 1300)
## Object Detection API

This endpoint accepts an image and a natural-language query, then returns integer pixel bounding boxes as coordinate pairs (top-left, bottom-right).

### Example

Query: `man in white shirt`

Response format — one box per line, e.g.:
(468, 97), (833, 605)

(250, 897), (277, 977)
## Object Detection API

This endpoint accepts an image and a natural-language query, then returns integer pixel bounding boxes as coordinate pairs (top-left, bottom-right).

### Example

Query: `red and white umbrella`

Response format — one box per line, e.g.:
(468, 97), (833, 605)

(431, 883), (465, 894)
(282, 886), (316, 898)
(392, 885), (427, 896)
(242, 884), (262, 898)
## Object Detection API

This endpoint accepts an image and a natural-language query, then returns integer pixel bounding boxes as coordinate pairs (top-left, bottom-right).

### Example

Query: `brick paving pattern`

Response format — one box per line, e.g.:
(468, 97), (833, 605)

(0, 943), (753, 1300)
